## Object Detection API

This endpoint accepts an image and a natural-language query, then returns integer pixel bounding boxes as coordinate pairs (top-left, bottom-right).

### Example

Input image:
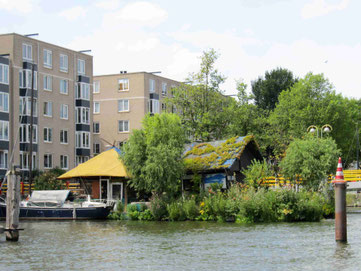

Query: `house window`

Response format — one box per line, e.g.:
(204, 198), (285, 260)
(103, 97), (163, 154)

(162, 82), (167, 96)
(22, 43), (32, 61)
(76, 83), (90, 100)
(60, 79), (68, 94)
(149, 79), (155, 93)
(43, 75), (52, 91)
(76, 107), (90, 124)
(43, 49), (52, 68)
(76, 131), (90, 148)
(93, 143), (100, 154)
(93, 122), (100, 134)
(60, 104), (68, 119)
(0, 92), (9, 112)
(19, 124), (37, 143)
(0, 120), (9, 141)
(44, 127), (53, 143)
(117, 99), (129, 112)
(60, 130), (68, 144)
(44, 153), (53, 169)
(77, 59), (85, 75)
(44, 101), (53, 117)
(93, 102), (100, 114)
(20, 152), (36, 170)
(94, 81), (100, 93)
(161, 103), (166, 111)
(118, 120), (129, 133)
(0, 64), (9, 84)
(76, 156), (89, 166)
(60, 54), (68, 72)
(19, 69), (38, 89)
(19, 97), (37, 116)
(118, 79), (129, 91)
(149, 99), (159, 114)
(60, 155), (68, 170)
(0, 150), (7, 169)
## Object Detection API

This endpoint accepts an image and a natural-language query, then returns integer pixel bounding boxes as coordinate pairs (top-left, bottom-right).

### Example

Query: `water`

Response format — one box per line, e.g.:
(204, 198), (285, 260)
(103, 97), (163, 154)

(1, 215), (361, 271)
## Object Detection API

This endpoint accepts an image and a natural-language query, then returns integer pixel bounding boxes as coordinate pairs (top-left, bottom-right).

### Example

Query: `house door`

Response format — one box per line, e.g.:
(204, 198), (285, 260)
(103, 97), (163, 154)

(111, 183), (123, 201)
(100, 179), (109, 200)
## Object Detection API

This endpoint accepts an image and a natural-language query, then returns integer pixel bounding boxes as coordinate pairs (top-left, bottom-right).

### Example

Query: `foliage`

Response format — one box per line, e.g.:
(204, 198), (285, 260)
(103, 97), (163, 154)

(251, 67), (297, 111)
(122, 113), (186, 196)
(280, 136), (340, 191)
(242, 159), (274, 189)
(166, 49), (236, 141)
(33, 167), (66, 190)
(167, 200), (187, 221)
(182, 196), (199, 220)
(149, 194), (169, 221)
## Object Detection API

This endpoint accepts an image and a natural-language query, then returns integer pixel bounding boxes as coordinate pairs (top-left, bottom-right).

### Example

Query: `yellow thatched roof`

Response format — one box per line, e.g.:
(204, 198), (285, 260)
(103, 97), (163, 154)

(58, 147), (129, 179)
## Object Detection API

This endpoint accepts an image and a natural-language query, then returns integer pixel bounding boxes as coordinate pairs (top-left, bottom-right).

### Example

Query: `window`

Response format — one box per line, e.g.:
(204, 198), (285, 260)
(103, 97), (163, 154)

(19, 97), (37, 116)
(76, 83), (90, 100)
(0, 150), (7, 169)
(93, 122), (100, 134)
(44, 127), (53, 143)
(0, 92), (9, 112)
(77, 59), (85, 75)
(118, 120), (129, 133)
(22, 43), (32, 61)
(60, 104), (68, 120)
(149, 79), (155, 93)
(44, 101), (53, 117)
(149, 99), (159, 114)
(93, 102), (100, 114)
(93, 143), (100, 154)
(60, 54), (68, 72)
(43, 75), (52, 91)
(76, 131), (90, 148)
(0, 64), (9, 84)
(118, 79), (129, 91)
(0, 121), (9, 141)
(20, 152), (36, 170)
(161, 103), (166, 111)
(60, 155), (68, 170)
(19, 124), (37, 143)
(118, 99), (129, 112)
(76, 107), (90, 124)
(94, 81), (100, 93)
(44, 154), (53, 169)
(60, 130), (68, 144)
(60, 79), (68, 94)
(76, 156), (89, 166)
(162, 82), (167, 96)
(43, 49), (52, 68)
(19, 69), (38, 89)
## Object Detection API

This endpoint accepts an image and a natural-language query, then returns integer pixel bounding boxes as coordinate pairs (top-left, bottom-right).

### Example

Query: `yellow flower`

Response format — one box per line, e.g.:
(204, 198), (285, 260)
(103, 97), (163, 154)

(200, 201), (205, 207)
(200, 210), (204, 215)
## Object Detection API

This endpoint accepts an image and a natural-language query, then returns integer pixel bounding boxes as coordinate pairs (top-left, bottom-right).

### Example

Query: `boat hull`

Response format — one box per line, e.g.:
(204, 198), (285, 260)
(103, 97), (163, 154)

(0, 203), (111, 220)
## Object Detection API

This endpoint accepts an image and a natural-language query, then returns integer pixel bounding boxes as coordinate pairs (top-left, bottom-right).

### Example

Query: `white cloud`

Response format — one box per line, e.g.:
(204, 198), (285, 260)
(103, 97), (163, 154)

(301, 0), (349, 19)
(94, 0), (121, 10)
(58, 6), (87, 21)
(103, 1), (168, 28)
(0, 0), (38, 14)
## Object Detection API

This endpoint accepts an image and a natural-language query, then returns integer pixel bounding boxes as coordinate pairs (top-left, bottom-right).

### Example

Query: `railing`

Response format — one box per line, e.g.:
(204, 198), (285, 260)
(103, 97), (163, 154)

(0, 181), (81, 195)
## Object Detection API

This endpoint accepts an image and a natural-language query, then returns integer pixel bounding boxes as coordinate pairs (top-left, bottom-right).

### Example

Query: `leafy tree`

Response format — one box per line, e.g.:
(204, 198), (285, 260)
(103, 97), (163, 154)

(167, 49), (234, 141)
(251, 67), (297, 111)
(280, 136), (340, 191)
(122, 113), (186, 196)
(241, 159), (274, 190)
(34, 167), (66, 190)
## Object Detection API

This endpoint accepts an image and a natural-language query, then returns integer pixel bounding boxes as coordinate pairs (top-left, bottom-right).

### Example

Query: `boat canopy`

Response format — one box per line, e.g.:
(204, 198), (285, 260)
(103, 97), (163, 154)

(30, 190), (70, 205)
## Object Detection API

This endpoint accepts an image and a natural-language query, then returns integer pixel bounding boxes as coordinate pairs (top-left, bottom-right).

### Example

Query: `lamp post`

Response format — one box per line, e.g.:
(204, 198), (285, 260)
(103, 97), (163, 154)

(307, 124), (333, 138)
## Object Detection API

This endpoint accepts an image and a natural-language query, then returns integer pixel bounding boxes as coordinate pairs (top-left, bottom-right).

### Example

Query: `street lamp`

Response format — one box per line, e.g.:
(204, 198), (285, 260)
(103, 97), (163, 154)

(307, 124), (332, 138)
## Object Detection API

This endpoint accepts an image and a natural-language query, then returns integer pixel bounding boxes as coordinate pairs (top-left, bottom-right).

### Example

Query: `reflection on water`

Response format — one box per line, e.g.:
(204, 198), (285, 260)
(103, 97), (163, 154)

(2, 215), (361, 270)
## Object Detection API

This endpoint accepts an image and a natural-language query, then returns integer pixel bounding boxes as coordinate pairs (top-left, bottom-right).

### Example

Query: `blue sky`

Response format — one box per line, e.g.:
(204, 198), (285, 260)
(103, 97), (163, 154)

(1, 0), (360, 98)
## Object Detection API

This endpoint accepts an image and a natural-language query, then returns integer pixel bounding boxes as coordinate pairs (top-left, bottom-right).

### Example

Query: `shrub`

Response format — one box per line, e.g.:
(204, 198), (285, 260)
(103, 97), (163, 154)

(183, 197), (199, 220)
(150, 194), (169, 221)
(167, 201), (186, 221)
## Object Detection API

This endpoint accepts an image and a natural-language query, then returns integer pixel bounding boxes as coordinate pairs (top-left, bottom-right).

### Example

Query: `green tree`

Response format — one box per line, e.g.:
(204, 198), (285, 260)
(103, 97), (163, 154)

(167, 49), (234, 141)
(280, 136), (340, 191)
(251, 67), (297, 111)
(242, 159), (273, 190)
(122, 113), (186, 196)
(34, 167), (66, 190)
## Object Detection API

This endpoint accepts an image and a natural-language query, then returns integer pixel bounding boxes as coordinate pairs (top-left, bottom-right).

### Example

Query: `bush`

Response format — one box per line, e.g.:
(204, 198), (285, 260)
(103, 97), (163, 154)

(183, 197), (199, 220)
(34, 167), (66, 190)
(167, 200), (186, 221)
(150, 194), (169, 221)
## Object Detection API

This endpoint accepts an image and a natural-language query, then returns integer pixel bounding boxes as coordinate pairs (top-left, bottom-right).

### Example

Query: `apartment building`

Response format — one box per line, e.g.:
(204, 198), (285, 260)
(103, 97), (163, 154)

(93, 72), (180, 154)
(0, 33), (93, 179)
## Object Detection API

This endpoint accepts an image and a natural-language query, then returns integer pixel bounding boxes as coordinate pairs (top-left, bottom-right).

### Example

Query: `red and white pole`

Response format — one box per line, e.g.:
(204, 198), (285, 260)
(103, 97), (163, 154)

(332, 157), (347, 242)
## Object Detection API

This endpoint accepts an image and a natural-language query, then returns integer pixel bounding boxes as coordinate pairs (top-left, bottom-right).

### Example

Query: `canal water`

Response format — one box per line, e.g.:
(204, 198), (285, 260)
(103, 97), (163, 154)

(2, 214), (361, 271)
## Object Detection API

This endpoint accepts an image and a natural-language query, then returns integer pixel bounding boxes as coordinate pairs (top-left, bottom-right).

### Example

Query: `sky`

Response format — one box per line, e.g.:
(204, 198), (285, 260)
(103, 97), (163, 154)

(1, 0), (360, 98)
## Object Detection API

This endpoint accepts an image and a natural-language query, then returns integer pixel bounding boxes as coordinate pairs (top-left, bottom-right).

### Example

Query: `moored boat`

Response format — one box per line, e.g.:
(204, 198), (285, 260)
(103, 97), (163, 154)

(0, 190), (112, 220)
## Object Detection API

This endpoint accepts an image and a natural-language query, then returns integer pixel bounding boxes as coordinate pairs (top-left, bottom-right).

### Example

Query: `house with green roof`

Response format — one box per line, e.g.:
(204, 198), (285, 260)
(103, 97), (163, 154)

(183, 135), (262, 191)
